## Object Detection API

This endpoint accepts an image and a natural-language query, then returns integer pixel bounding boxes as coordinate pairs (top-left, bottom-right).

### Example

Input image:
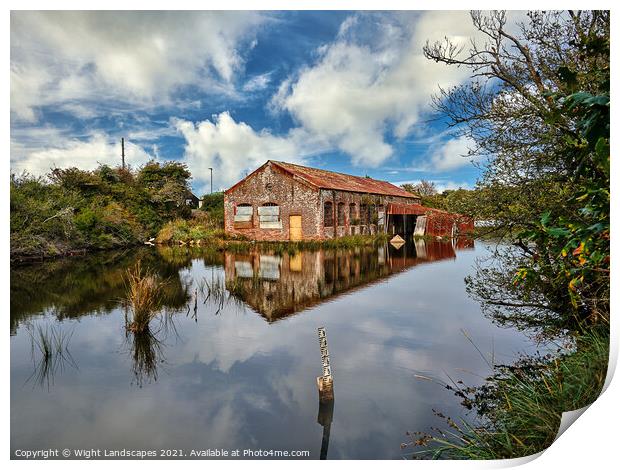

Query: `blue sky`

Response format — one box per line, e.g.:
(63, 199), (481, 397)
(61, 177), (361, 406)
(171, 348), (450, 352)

(10, 10), (495, 195)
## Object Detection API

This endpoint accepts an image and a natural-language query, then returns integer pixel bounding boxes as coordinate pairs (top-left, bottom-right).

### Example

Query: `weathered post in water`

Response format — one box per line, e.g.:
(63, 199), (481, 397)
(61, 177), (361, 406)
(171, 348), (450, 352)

(316, 327), (334, 402)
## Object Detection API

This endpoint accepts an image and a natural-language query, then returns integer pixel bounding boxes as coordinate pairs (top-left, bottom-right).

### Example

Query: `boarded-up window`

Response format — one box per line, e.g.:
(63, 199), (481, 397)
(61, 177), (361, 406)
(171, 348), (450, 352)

(258, 204), (282, 229)
(259, 255), (281, 280)
(324, 201), (333, 227)
(234, 204), (253, 228)
(377, 205), (385, 226)
(234, 261), (253, 278)
(349, 203), (357, 224)
(337, 202), (345, 226)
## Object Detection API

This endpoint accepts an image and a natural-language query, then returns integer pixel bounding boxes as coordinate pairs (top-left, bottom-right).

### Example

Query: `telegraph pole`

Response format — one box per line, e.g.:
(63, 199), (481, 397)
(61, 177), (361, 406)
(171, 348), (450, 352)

(121, 138), (125, 169)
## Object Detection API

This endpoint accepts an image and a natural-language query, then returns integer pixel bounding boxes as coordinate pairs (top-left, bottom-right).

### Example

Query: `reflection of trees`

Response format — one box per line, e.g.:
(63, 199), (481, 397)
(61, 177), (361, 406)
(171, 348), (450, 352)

(10, 248), (193, 334)
(156, 245), (224, 271)
(11, 250), (135, 332)
(465, 246), (573, 335)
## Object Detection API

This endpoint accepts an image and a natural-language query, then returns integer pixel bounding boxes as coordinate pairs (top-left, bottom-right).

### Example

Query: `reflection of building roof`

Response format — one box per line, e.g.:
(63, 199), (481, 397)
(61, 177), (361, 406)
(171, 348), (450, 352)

(226, 160), (420, 199)
(225, 241), (460, 323)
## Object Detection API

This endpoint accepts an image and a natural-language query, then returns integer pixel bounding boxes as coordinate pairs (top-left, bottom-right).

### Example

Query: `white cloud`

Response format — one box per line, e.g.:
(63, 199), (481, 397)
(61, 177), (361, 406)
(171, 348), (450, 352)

(172, 112), (329, 193)
(270, 11), (481, 167)
(11, 130), (153, 176)
(393, 178), (472, 193)
(10, 11), (264, 121)
(242, 72), (272, 92)
(429, 136), (476, 171)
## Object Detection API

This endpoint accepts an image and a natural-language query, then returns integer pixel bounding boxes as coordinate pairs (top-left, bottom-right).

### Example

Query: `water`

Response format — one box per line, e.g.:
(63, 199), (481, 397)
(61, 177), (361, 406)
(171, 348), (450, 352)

(10, 240), (538, 459)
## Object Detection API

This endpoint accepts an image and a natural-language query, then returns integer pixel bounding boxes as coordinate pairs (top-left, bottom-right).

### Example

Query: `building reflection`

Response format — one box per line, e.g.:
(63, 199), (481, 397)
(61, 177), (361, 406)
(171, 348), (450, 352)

(224, 238), (474, 322)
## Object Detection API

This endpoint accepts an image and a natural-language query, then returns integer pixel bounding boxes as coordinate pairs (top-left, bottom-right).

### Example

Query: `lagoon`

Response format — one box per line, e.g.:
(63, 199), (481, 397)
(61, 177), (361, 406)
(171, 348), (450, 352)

(11, 240), (538, 459)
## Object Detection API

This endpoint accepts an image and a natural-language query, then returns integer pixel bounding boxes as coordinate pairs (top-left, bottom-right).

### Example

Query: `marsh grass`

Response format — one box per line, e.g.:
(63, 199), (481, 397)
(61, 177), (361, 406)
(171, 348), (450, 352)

(124, 260), (166, 333)
(404, 327), (609, 459)
(26, 324), (77, 389)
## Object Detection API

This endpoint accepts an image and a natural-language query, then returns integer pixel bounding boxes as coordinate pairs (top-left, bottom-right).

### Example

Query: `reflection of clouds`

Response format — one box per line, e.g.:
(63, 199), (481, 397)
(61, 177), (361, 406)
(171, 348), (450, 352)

(11, 242), (539, 458)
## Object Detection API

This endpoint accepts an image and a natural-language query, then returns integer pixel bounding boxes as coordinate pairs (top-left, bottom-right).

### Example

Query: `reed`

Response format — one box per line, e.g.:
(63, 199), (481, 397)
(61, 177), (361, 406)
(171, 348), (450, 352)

(404, 327), (609, 459)
(124, 260), (165, 333)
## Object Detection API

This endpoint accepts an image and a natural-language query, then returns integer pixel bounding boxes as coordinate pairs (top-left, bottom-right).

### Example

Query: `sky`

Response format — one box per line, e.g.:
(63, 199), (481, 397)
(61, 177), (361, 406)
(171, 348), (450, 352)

(10, 10), (505, 195)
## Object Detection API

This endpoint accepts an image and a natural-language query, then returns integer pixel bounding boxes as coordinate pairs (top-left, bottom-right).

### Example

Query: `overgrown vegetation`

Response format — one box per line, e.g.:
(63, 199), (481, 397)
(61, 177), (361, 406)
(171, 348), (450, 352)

(10, 160), (193, 261)
(156, 217), (228, 244)
(199, 191), (224, 227)
(405, 328), (608, 459)
(406, 10), (610, 458)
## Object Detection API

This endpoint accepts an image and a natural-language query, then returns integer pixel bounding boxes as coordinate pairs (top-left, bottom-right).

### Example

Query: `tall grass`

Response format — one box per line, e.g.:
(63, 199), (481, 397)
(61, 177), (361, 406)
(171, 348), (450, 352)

(404, 327), (609, 459)
(124, 260), (165, 333)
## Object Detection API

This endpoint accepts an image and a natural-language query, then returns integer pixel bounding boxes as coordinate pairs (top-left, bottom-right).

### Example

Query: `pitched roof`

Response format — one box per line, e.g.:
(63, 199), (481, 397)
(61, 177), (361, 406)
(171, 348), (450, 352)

(269, 161), (419, 198)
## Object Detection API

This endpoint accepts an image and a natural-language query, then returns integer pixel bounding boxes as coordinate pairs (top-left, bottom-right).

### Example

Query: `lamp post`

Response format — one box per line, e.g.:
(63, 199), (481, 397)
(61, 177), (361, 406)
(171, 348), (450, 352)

(208, 167), (213, 194)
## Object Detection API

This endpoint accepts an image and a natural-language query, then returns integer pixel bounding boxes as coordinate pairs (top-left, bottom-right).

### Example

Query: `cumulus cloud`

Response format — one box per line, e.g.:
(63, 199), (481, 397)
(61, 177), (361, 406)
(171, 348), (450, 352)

(172, 112), (329, 193)
(11, 129), (153, 175)
(10, 11), (264, 121)
(429, 136), (476, 171)
(270, 11), (481, 167)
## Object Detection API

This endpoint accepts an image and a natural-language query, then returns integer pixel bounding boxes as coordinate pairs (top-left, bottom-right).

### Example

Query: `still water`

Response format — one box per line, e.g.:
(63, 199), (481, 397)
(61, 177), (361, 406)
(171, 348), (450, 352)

(11, 240), (537, 459)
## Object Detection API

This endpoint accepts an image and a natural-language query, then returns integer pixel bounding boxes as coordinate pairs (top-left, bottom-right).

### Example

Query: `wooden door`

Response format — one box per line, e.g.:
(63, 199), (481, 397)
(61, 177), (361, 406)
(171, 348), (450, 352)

(289, 215), (302, 241)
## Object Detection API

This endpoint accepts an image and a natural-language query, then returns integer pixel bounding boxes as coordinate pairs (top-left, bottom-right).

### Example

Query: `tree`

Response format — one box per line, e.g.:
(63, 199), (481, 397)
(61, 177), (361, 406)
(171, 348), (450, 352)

(424, 11), (609, 331)
(137, 160), (192, 218)
(401, 180), (437, 197)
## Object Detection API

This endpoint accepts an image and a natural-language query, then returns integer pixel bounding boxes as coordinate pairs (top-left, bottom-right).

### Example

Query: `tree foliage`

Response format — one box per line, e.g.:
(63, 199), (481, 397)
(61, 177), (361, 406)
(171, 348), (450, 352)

(401, 180), (437, 197)
(424, 10), (609, 332)
(11, 161), (194, 260)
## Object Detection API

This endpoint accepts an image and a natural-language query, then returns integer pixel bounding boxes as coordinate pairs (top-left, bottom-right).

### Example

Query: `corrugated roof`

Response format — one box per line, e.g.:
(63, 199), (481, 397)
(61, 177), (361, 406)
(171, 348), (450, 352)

(270, 161), (419, 198)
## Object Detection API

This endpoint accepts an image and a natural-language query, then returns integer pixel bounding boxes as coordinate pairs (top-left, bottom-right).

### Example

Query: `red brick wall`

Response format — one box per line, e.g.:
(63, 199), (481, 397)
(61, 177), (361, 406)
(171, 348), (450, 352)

(318, 189), (420, 239)
(224, 162), (323, 241)
(224, 161), (421, 241)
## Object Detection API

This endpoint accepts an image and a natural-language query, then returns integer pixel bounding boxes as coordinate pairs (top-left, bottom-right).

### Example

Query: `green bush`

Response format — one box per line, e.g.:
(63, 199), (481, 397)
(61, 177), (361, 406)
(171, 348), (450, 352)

(10, 162), (195, 261)
(199, 192), (224, 229)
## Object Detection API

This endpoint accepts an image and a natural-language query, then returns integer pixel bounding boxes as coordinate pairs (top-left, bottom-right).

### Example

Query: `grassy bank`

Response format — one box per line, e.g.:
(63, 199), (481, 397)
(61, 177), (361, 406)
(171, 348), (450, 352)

(155, 217), (391, 253)
(405, 327), (609, 459)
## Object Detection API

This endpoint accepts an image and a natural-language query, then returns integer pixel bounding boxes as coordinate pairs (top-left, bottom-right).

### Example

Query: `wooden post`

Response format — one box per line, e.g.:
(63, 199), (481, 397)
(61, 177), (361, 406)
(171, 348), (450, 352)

(316, 327), (334, 402)
(121, 138), (125, 169)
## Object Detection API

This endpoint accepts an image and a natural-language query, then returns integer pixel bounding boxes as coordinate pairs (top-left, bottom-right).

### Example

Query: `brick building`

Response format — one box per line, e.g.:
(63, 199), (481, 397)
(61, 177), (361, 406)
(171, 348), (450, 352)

(224, 160), (421, 241)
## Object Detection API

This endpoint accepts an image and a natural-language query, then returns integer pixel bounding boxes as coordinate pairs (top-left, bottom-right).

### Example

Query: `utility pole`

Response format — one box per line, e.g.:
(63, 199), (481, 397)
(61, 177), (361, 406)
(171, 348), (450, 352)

(208, 167), (213, 194)
(121, 138), (125, 169)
